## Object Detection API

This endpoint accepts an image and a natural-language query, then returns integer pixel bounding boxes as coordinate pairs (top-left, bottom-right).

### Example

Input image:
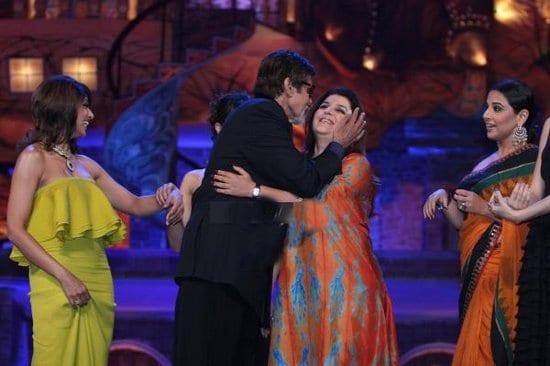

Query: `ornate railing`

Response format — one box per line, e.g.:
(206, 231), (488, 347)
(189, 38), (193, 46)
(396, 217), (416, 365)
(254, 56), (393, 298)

(106, 0), (256, 98)
(106, 0), (174, 98)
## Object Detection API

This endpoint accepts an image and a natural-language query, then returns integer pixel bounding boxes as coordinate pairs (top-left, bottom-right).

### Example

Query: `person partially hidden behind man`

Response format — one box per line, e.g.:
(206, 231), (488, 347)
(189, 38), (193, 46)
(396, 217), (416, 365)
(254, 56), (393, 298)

(172, 49), (366, 366)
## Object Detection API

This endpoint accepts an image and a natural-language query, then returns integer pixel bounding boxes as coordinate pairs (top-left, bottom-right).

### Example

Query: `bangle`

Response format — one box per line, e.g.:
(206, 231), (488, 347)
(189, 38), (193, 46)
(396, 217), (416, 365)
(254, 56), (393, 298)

(252, 185), (261, 199)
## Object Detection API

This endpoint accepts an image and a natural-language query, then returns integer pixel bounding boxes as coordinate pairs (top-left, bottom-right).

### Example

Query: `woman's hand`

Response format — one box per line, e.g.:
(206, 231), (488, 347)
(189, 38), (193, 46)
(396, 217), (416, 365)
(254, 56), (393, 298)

(58, 270), (91, 308)
(213, 165), (256, 198)
(155, 183), (183, 225)
(508, 182), (531, 210)
(488, 190), (524, 223)
(454, 189), (486, 215)
(155, 183), (178, 207)
(164, 189), (184, 226)
(423, 189), (450, 220)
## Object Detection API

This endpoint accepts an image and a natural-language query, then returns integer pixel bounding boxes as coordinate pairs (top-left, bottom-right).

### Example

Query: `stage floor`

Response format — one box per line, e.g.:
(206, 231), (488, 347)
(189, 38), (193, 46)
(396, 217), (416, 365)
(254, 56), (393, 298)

(1, 273), (460, 364)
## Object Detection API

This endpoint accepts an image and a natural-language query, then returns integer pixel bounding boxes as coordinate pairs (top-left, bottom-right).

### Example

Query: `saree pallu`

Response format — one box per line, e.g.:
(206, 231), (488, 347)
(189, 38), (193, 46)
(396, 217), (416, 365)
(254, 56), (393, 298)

(452, 145), (537, 366)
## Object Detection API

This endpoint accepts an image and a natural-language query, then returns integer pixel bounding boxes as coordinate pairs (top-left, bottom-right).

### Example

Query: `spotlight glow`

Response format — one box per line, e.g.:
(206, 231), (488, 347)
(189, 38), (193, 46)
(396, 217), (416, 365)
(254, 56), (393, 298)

(362, 54), (378, 71)
(494, 0), (524, 24)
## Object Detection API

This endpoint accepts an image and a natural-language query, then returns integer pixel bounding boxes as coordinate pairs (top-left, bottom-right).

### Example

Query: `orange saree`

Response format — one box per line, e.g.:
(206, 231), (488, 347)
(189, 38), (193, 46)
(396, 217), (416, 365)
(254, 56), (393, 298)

(452, 145), (537, 366)
(269, 153), (399, 366)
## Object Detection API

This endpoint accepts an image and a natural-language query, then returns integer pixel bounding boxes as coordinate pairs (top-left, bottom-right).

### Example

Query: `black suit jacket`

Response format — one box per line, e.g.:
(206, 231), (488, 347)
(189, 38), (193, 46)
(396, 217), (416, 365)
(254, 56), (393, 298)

(175, 98), (342, 319)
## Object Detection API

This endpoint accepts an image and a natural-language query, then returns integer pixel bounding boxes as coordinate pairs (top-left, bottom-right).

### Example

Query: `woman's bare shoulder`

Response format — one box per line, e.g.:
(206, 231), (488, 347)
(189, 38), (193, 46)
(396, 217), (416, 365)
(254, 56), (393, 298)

(12, 144), (46, 183)
(17, 143), (46, 165)
(180, 169), (205, 194)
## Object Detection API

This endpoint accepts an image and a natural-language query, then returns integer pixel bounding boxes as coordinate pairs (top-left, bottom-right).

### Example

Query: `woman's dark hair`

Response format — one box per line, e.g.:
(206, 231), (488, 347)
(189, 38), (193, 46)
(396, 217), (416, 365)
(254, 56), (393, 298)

(253, 49), (315, 99)
(25, 75), (91, 153)
(207, 91), (250, 136)
(304, 87), (366, 157)
(489, 79), (539, 143)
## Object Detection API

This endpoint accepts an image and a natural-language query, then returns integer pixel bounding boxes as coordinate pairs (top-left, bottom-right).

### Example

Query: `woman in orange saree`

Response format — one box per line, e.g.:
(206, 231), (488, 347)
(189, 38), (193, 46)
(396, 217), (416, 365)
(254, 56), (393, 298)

(423, 79), (539, 365)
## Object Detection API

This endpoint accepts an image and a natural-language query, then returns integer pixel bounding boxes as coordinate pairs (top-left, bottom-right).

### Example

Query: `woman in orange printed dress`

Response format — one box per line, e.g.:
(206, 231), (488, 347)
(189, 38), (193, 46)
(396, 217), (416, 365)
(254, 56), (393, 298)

(213, 87), (399, 365)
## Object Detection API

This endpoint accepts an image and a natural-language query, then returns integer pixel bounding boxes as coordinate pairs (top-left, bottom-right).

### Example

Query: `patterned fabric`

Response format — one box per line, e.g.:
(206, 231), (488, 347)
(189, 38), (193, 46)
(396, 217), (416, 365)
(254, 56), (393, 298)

(269, 153), (399, 366)
(10, 177), (125, 365)
(452, 145), (537, 366)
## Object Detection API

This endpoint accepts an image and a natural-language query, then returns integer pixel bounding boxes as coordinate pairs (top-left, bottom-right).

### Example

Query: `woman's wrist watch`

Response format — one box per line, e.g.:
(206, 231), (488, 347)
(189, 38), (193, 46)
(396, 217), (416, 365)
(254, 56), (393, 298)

(252, 184), (261, 199)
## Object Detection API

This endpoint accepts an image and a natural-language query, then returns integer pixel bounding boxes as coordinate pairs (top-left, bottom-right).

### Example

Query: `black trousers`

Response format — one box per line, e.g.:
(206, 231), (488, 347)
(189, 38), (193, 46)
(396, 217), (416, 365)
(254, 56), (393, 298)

(173, 278), (270, 366)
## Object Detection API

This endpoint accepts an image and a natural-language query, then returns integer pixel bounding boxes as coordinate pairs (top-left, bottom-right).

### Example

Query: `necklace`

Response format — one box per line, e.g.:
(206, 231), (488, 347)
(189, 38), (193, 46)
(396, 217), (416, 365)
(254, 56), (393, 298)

(51, 145), (75, 172)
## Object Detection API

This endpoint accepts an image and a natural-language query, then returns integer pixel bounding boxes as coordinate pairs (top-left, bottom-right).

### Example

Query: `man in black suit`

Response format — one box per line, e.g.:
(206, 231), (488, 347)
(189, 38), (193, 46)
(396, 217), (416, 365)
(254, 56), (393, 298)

(173, 49), (365, 365)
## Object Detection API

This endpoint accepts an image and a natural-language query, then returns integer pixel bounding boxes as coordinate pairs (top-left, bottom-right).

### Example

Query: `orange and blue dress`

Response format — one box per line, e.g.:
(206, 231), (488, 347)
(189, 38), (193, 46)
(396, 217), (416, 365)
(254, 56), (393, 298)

(10, 177), (125, 366)
(269, 153), (399, 366)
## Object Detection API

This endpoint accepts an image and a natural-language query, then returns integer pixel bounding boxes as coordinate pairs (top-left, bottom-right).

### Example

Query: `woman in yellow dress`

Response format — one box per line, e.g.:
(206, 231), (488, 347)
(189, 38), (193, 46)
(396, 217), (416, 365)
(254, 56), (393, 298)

(7, 75), (183, 366)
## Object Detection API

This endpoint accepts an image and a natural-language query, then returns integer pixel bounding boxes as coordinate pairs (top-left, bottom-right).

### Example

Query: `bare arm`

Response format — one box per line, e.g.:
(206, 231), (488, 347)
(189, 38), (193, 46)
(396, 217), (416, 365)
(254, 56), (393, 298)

(423, 189), (464, 229)
(256, 185), (303, 202)
(167, 170), (203, 252)
(489, 118), (550, 223)
(515, 194), (550, 221)
(453, 189), (498, 220)
(7, 148), (90, 307)
(213, 166), (302, 202)
(83, 156), (182, 224)
(490, 187), (550, 223)
(527, 117), (550, 203)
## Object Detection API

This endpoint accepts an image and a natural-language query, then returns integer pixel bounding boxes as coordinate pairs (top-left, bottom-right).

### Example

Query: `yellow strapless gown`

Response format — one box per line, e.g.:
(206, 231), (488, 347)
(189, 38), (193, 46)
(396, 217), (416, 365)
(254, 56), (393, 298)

(10, 177), (126, 366)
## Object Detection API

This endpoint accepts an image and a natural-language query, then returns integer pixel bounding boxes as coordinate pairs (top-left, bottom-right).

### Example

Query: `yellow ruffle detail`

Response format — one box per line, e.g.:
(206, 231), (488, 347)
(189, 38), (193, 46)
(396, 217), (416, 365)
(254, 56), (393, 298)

(10, 177), (126, 266)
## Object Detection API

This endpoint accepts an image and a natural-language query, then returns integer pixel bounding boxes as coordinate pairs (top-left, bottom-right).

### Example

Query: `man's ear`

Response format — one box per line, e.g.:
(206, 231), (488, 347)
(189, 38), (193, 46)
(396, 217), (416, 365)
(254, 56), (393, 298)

(283, 77), (294, 96)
